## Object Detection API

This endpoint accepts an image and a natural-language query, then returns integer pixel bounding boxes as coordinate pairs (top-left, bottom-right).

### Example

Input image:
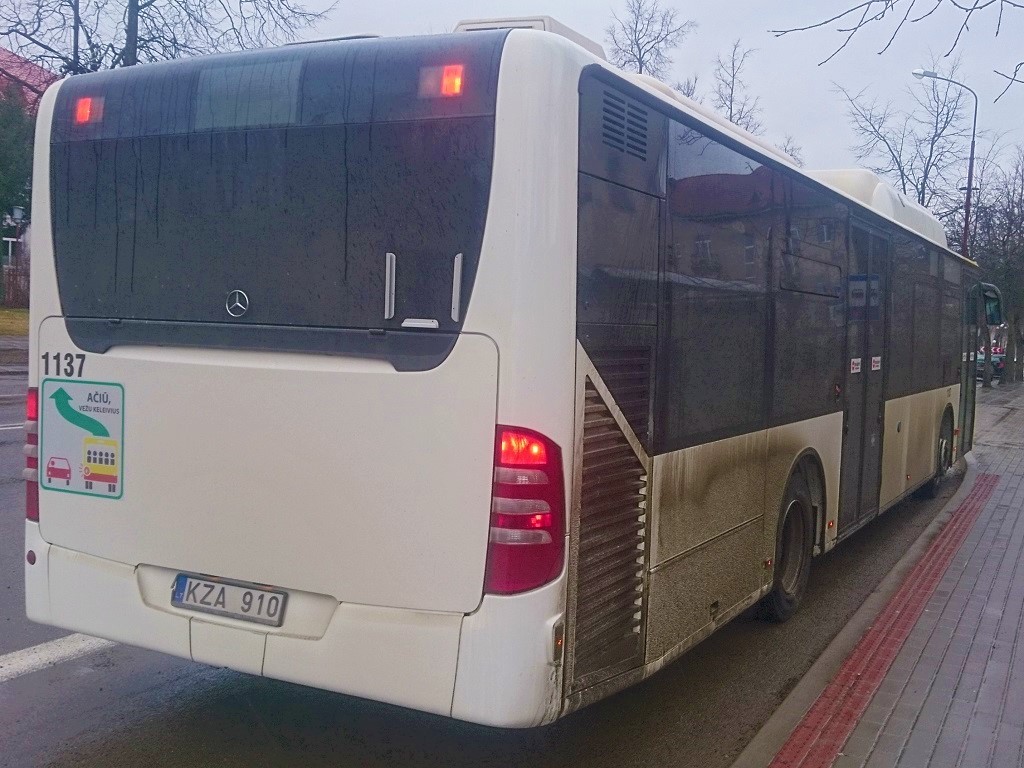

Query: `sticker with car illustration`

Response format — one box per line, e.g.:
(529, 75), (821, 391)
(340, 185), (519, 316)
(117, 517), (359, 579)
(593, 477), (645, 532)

(39, 379), (124, 499)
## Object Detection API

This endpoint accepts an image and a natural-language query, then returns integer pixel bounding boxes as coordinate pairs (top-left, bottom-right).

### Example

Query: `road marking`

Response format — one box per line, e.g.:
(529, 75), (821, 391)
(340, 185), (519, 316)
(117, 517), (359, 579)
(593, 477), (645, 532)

(0, 423), (24, 430)
(0, 633), (116, 684)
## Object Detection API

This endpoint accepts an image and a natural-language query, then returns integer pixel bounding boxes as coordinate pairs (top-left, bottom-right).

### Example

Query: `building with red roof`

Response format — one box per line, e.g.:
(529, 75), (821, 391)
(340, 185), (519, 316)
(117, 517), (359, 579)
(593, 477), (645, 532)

(0, 46), (57, 109)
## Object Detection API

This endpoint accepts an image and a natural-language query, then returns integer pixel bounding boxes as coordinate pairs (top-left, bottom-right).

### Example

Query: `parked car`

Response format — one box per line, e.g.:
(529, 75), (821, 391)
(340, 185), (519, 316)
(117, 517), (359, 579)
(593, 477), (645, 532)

(976, 352), (1006, 380)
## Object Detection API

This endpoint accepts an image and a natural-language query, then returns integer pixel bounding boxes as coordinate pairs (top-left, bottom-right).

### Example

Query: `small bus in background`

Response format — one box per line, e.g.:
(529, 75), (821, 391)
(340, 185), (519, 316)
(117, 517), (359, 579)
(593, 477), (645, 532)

(25, 17), (1001, 727)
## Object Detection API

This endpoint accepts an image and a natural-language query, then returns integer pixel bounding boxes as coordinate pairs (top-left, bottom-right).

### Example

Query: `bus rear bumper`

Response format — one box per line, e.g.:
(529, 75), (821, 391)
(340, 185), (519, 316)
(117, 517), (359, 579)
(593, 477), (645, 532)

(24, 522), (565, 727)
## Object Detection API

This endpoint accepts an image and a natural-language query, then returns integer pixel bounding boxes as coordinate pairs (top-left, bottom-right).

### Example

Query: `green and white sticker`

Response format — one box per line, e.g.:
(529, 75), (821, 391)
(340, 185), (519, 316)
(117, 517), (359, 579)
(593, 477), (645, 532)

(39, 379), (124, 499)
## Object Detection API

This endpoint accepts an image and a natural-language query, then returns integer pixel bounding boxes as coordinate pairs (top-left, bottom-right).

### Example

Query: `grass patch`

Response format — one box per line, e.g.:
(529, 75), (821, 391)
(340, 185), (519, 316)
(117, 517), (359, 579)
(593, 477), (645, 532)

(0, 308), (29, 336)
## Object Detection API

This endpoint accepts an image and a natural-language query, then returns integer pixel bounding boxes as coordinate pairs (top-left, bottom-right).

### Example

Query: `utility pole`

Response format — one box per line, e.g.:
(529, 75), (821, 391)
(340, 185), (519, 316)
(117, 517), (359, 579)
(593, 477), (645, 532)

(124, 0), (140, 67)
(71, 0), (81, 73)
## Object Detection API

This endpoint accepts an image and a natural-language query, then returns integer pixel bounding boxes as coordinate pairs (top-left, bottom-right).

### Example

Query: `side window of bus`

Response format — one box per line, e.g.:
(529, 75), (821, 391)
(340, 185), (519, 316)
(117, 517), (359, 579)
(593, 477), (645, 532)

(577, 174), (660, 326)
(911, 247), (942, 392)
(576, 79), (666, 449)
(941, 257), (962, 385)
(890, 238), (942, 396)
(658, 120), (769, 451)
(888, 237), (915, 397)
(773, 181), (847, 424)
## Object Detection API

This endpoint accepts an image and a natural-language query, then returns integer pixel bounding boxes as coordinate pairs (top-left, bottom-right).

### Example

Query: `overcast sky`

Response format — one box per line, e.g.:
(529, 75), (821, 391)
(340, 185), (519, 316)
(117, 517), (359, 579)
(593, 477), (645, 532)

(306, 1), (1021, 174)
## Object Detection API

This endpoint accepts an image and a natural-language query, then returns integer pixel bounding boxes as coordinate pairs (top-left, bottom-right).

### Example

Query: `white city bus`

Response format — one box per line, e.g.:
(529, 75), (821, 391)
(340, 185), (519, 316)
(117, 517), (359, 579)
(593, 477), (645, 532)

(25, 18), (1002, 727)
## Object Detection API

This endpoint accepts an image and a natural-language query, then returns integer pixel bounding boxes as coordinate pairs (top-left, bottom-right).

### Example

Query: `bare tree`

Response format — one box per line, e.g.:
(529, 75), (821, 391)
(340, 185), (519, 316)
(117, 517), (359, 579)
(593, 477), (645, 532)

(606, 0), (695, 80)
(673, 74), (700, 100)
(834, 58), (971, 214)
(779, 135), (805, 166)
(973, 147), (1024, 382)
(1, 0), (334, 75)
(771, 1), (1023, 99)
(710, 39), (763, 134)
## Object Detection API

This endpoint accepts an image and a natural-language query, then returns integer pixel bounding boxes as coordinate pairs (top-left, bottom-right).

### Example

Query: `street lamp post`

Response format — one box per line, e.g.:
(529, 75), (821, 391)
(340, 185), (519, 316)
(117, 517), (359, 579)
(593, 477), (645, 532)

(912, 68), (989, 385)
(911, 69), (978, 260)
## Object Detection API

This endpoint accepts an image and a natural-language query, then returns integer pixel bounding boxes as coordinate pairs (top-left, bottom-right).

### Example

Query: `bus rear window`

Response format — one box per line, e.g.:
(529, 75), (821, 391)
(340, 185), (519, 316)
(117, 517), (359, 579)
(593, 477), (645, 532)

(50, 32), (505, 141)
(194, 59), (302, 130)
(49, 32), (506, 343)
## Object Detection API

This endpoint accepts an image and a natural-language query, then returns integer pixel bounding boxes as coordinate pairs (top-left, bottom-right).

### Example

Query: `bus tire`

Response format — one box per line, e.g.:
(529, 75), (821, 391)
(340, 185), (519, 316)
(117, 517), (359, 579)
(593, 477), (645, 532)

(917, 412), (954, 500)
(762, 474), (814, 623)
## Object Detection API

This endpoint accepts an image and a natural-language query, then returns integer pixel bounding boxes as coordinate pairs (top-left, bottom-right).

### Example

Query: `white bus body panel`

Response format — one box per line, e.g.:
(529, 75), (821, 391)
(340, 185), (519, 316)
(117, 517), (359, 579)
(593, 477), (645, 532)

(35, 316), (499, 615)
(26, 30), (588, 727)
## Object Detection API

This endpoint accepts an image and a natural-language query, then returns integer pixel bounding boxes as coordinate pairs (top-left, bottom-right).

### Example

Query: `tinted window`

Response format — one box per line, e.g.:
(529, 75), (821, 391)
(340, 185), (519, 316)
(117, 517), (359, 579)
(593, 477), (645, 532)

(773, 181), (847, 424)
(940, 255), (963, 385)
(194, 59), (302, 130)
(888, 237), (916, 397)
(577, 174), (659, 326)
(912, 247), (941, 391)
(657, 121), (769, 451)
(50, 34), (505, 334)
(52, 32), (505, 141)
(912, 281), (941, 390)
(576, 76), (664, 448)
(941, 284), (962, 385)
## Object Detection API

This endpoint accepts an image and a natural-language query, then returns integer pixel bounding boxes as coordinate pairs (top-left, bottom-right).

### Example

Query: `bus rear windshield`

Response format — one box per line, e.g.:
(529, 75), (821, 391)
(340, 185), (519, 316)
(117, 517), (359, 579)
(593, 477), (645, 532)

(49, 32), (505, 338)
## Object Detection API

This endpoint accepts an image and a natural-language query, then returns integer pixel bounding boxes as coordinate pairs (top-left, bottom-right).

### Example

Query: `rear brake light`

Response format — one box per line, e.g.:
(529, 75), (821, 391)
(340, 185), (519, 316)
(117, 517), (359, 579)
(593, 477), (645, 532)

(440, 64), (463, 96)
(485, 426), (565, 594)
(418, 64), (464, 98)
(25, 387), (38, 521)
(74, 96), (104, 125)
(499, 430), (547, 465)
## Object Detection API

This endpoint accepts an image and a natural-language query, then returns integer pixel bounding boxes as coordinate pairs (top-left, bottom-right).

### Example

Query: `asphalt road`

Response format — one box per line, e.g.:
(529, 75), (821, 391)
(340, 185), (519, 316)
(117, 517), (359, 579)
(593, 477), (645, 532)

(0, 375), (965, 768)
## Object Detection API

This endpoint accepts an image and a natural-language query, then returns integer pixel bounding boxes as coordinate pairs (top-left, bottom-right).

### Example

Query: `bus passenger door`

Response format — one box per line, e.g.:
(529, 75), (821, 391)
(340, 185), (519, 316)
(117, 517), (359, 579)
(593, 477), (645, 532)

(960, 285), (980, 455)
(838, 225), (888, 532)
(859, 231), (888, 518)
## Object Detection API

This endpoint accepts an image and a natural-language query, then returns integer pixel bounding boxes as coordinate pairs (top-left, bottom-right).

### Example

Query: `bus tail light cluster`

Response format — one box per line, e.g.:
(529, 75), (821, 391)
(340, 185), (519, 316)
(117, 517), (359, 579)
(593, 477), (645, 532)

(485, 427), (565, 595)
(25, 387), (39, 521)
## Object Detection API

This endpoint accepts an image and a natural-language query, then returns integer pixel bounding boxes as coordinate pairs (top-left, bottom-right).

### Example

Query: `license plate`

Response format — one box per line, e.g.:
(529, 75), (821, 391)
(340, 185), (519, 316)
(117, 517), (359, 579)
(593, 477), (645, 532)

(171, 574), (287, 627)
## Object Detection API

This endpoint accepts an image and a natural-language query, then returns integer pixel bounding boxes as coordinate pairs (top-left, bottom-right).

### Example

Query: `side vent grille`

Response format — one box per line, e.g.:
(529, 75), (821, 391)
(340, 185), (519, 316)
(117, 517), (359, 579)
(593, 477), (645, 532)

(570, 379), (647, 690)
(601, 90), (649, 162)
(587, 346), (651, 446)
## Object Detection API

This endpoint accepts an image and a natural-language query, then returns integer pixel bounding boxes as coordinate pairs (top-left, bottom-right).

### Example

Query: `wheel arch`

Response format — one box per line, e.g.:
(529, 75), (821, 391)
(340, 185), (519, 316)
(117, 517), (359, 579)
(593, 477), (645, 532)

(785, 448), (828, 557)
(942, 402), (955, 430)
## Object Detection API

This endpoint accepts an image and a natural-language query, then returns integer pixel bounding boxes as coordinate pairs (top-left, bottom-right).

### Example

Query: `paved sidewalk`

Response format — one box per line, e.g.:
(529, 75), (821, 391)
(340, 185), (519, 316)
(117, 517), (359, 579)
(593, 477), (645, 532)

(762, 382), (1024, 768)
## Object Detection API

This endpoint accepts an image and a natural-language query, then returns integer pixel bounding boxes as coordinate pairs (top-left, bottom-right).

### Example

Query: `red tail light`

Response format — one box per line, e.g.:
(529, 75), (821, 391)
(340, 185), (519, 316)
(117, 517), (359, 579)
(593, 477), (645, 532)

(499, 430), (547, 465)
(25, 387), (38, 521)
(74, 96), (104, 125)
(485, 426), (565, 594)
(440, 64), (464, 96)
(26, 387), (38, 421)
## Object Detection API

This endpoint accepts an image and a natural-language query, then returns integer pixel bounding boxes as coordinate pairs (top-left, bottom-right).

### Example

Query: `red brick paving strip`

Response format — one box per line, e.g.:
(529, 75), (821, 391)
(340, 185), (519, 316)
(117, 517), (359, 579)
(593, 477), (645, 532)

(767, 473), (1002, 768)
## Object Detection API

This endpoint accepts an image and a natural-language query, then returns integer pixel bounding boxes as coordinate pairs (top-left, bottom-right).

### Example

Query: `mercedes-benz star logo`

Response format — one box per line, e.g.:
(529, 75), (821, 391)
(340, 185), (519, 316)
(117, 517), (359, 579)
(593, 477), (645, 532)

(225, 289), (249, 318)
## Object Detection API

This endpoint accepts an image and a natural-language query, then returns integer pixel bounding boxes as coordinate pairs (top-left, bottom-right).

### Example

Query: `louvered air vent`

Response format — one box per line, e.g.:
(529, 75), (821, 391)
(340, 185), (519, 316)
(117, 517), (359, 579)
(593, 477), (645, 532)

(570, 379), (648, 690)
(586, 345), (652, 446)
(601, 90), (649, 161)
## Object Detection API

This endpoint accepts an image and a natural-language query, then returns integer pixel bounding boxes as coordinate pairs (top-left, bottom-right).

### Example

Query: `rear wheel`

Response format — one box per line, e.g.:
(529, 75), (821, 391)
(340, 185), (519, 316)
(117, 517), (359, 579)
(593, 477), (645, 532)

(918, 412), (954, 499)
(762, 474), (814, 623)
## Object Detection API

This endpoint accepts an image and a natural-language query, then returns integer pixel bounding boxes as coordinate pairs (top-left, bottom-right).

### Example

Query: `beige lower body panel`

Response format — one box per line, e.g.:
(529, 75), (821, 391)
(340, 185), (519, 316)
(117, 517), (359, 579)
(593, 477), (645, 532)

(562, 395), (844, 713)
(879, 385), (960, 510)
(645, 519), (762, 660)
(642, 411), (841, 671)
